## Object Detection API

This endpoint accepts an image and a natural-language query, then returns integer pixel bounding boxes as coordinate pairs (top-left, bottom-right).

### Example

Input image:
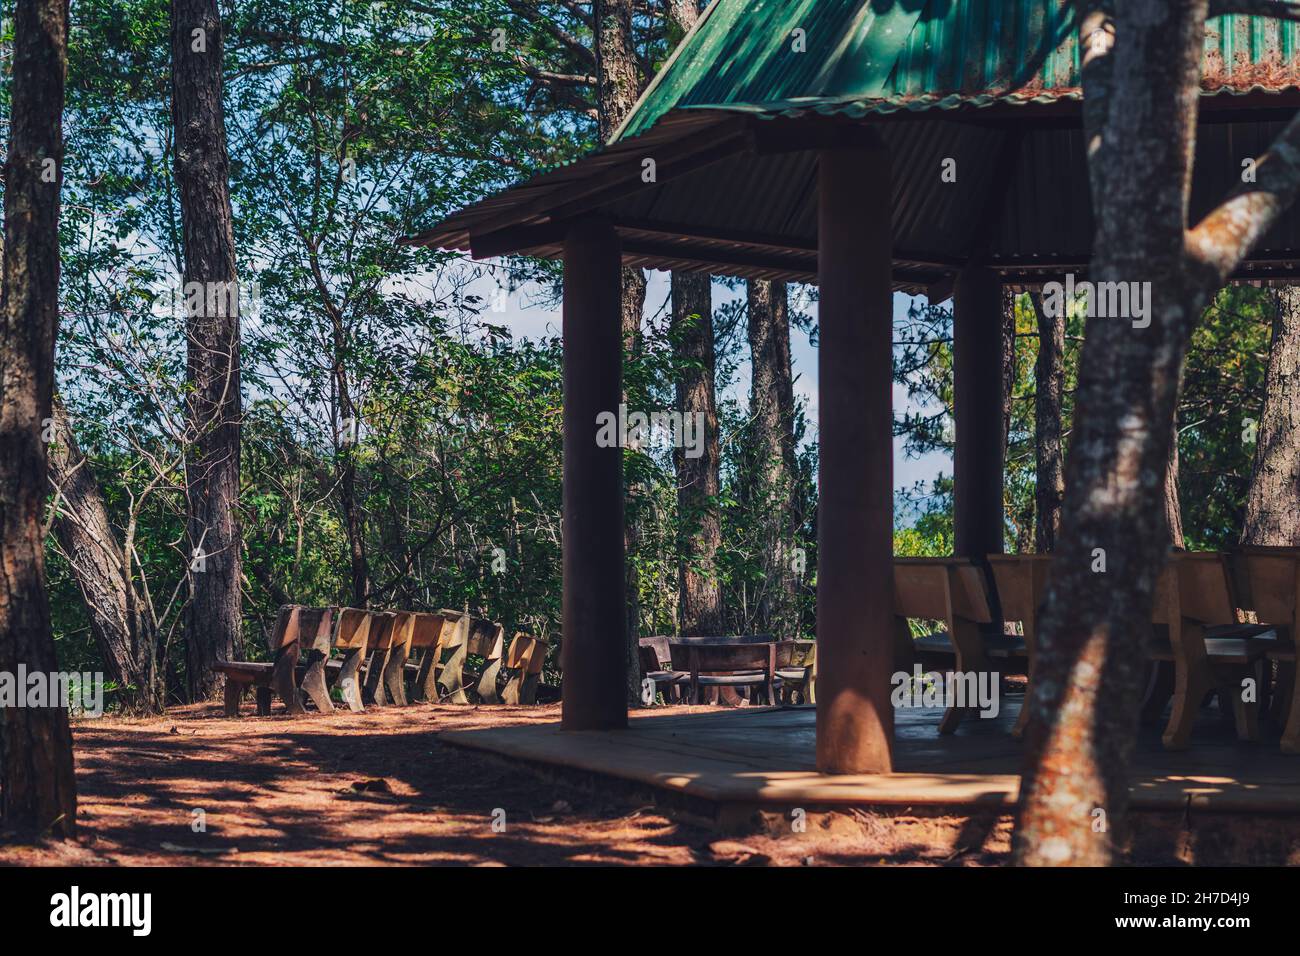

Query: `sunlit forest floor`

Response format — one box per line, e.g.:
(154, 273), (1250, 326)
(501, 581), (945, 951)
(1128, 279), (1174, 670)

(0, 702), (1019, 866)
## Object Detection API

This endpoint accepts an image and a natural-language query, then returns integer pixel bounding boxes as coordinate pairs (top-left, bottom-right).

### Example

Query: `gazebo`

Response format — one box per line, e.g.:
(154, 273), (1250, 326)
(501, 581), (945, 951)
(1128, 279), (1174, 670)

(406, 0), (1300, 774)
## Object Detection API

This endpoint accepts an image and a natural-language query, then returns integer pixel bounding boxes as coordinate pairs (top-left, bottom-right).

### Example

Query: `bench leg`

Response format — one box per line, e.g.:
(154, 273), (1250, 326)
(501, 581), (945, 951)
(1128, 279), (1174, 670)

(1272, 660), (1295, 727)
(1162, 658), (1214, 750)
(412, 647), (439, 703)
(301, 651), (335, 714)
(337, 648), (365, 712)
(940, 619), (992, 735)
(363, 647), (390, 707)
(223, 679), (244, 717)
(1139, 659), (1175, 725)
(255, 686), (272, 716)
(1225, 663), (1261, 742)
(1281, 661), (1300, 754)
(382, 643), (410, 707)
(439, 642), (469, 704)
(476, 657), (503, 704)
(272, 648), (307, 716)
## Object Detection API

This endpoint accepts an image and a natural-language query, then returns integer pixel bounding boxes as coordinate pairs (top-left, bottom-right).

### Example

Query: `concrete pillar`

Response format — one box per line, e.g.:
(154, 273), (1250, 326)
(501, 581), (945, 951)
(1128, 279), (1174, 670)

(815, 139), (895, 774)
(560, 218), (627, 731)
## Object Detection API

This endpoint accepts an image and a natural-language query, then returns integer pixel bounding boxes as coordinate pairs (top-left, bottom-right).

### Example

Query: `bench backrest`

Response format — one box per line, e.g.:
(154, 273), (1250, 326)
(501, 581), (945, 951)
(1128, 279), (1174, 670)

(505, 633), (547, 675)
(270, 605), (333, 654)
(893, 558), (993, 624)
(669, 640), (775, 674)
(986, 554), (1051, 624)
(776, 639), (815, 669)
(334, 608), (373, 650)
(410, 611), (449, 649)
(1231, 546), (1300, 628)
(1151, 552), (1238, 626)
(639, 636), (673, 669)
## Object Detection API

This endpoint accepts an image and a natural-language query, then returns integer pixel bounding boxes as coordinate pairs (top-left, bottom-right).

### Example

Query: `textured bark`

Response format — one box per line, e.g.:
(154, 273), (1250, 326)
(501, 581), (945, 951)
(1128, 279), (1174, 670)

(594, 0), (639, 144)
(747, 279), (799, 633)
(1014, 0), (1300, 864)
(1242, 287), (1300, 544)
(332, 322), (369, 608)
(1031, 291), (1065, 552)
(595, 0), (648, 699)
(672, 272), (723, 635)
(1165, 416), (1186, 548)
(1015, 2), (1209, 866)
(172, 0), (242, 700)
(662, 0), (721, 636)
(0, 0), (78, 839)
(47, 402), (163, 711)
(1002, 288), (1016, 454)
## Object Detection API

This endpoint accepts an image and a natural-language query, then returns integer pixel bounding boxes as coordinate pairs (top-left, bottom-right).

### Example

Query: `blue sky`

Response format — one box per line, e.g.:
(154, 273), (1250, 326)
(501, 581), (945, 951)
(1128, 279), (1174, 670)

(463, 265), (951, 497)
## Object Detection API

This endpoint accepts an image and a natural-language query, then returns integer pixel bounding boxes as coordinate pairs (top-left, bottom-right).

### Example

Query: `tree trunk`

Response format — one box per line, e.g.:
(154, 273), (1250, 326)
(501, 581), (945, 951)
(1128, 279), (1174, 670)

(1015, 2), (1206, 865)
(47, 401), (163, 711)
(1030, 291), (1065, 552)
(595, 0), (648, 700)
(0, 0), (78, 839)
(747, 279), (799, 633)
(333, 335), (369, 608)
(672, 272), (724, 635)
(1165, 415), (1185, 548)
(172, 0), (242, 700)
(1242, 287), (1300, 545)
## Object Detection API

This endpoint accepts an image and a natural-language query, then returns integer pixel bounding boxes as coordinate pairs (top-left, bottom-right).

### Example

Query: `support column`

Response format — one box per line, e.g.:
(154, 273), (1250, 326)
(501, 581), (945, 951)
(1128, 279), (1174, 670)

(560, 218), (628, 731)
(815, 139), (894, 774)
(952, 265), (1005, 560)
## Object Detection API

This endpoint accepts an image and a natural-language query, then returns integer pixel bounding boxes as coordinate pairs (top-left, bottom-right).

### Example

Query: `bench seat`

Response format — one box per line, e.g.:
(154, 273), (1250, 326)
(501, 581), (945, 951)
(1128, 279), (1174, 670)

(914, 631), (1027, 659)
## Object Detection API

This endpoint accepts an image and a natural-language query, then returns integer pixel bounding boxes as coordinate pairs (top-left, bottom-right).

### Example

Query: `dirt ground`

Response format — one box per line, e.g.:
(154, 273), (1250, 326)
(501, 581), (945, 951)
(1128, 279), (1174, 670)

(0, 701), (1015, 867)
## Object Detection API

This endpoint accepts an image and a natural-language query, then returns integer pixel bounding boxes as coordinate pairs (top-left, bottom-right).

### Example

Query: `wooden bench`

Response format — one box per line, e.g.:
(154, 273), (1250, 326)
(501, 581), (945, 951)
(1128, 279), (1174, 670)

(502, 632), (548, 705)
(893, 558), (1019, 734)
(1150, 552), (1269, 749)
(668, 636), (776, 706)
(638, 635), (688, 704)
(986, 554), (1051, 737)
(217, 605), (335, 717)
(775, 639), (816, 704)
(1228, 546), (1299, 751)
(328, 607), (374, 712)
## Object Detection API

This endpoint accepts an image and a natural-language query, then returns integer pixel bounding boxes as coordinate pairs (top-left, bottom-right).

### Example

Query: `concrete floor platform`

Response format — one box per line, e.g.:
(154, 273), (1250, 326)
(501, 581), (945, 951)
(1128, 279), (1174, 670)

(437, 699), (1300, 816)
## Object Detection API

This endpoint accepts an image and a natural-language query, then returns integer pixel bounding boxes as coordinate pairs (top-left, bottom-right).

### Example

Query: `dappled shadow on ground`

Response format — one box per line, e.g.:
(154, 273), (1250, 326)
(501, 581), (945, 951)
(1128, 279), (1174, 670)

(0, 702), (1011, 867)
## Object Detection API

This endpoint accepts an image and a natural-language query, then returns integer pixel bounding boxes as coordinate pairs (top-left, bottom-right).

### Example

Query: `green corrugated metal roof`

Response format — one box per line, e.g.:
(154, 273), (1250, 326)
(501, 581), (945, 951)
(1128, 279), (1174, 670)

(617, 0), (1300, 140)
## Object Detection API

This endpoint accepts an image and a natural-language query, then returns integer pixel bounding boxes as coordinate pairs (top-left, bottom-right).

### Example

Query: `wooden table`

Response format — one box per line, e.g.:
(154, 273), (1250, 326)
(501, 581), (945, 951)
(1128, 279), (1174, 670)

(668, 635), (777, 705)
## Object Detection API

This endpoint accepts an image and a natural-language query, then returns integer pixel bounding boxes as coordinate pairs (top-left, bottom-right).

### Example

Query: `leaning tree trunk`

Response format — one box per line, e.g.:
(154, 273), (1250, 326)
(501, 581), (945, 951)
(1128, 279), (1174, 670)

(1014, 0), (1300, 864)
(1165, 415), (1186, 548)
(747, 279), (799, 634)
(172, 0), (242, 700)
(48, 401), (163, 712)
(1242, 287), (1300, 545)
(672, 272), (724, 635)
(1014, 2), (1208, 866)
(0, 0), (77, 839)
(595, 0), (650, 701)
(1030, 291), (1065, 552)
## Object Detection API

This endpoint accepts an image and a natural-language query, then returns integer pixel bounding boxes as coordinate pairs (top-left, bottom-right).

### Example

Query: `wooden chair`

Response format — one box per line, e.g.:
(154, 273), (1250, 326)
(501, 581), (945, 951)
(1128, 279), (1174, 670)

(502, 632), (548, 705)
(986, 554), (1051, 737)
(668, 637), (776, 706)
(638, 635), (688, 704)
(409, 611), (453, 702)
(1150, 552), (1268, 749)
(775, 639), (816, 704)
(893, 558), (1016, 734)
(1228, 546), (1300, 751)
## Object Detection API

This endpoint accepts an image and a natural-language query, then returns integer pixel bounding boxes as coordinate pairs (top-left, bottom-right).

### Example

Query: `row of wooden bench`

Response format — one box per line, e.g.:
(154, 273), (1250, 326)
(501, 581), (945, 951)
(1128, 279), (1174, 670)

(215, 606), (548, 717)
(899, 549), (1300, 752)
